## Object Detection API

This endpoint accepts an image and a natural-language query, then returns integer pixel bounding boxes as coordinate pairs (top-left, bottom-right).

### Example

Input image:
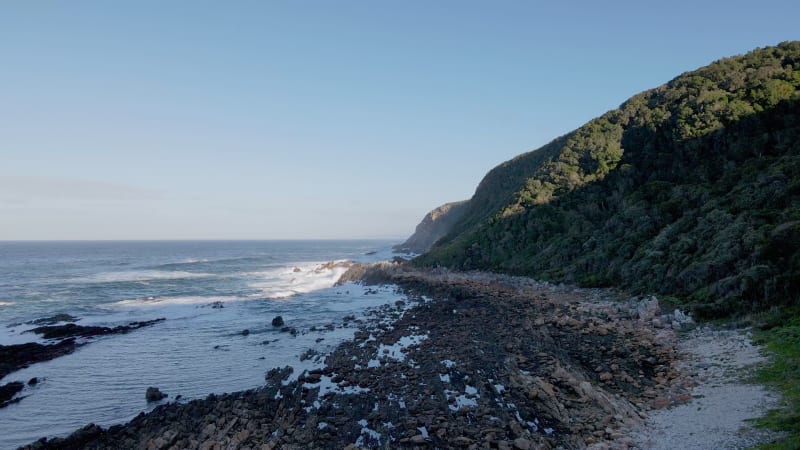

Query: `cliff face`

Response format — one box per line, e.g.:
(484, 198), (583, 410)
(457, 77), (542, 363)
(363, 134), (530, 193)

(412, 42), (800, 317)
(394, 201), (468, 253)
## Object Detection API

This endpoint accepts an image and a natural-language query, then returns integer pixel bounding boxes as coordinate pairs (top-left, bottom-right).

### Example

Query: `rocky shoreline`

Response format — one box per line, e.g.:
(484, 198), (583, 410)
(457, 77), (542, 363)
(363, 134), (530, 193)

(19, 263), (778, 449)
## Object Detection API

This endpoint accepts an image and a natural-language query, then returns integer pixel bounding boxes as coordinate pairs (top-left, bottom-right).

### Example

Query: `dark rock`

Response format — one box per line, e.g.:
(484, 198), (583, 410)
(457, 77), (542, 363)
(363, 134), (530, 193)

(28, 377), (38, 386)
(28, 318), (166, 340)
(265, 366), (293, 385)
(145, 387), (167, 402)
(0, 339), (77, 379)
(241, 329), (250, 336)
(27, 314), (79, 326)
(0, 381), (24, 408)
(272, 316), (285, 327)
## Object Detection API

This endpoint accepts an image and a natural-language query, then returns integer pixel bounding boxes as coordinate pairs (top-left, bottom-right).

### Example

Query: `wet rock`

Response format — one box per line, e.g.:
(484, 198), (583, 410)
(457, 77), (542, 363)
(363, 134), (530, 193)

(28, 377), (38, 386)
(0, 381), (25, 408)
(513, 438), (533, 450)
(265, 366), (293, 385)
(410, 434), (427, 444)
(28, 318), (166, 340)
(27, 314), (79, 326)
(146, 387), (167, 402)
(0, 339), (77, 379)
(241, 329), (250, 336)
(271, 316), (284, 327)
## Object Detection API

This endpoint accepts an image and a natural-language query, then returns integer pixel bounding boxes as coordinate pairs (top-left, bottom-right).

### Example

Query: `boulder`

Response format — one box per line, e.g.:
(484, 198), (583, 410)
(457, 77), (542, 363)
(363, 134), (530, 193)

(635, 297), (659, 321)
(271, 316), (284, 327)
(145, 387), (167, 402)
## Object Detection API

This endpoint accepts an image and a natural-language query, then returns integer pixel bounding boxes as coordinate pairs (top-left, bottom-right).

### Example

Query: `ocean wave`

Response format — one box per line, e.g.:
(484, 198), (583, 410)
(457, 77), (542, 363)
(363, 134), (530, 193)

(113, 295), (242, 307)
(79, 270), (216, 284)
(249, 260), (353, 299)
(0, 301), (15, 306)
(153, 255), (272, 270)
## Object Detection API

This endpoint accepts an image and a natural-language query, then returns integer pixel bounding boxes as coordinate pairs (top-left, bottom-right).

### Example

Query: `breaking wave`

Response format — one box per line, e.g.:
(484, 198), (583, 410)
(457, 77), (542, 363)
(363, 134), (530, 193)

(78, 270), (216, 283)
(248, 260), (353, 299)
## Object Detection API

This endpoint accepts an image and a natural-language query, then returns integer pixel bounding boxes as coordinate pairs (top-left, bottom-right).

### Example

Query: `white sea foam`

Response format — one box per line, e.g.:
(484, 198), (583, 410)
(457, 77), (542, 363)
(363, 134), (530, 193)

(248, 261), (352, 299)
(112, 295), (242, 307)
(80, 270), (215, 283)
(0, 301), (15, 306)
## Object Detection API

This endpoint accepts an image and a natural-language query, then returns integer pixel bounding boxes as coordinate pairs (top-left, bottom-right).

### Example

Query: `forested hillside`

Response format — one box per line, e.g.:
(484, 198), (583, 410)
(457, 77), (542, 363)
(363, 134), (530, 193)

(415, 42), (800, 318)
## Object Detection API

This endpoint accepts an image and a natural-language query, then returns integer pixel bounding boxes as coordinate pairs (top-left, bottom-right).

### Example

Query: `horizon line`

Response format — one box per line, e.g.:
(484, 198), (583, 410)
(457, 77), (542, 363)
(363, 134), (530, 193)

(0, 237), (405, 243)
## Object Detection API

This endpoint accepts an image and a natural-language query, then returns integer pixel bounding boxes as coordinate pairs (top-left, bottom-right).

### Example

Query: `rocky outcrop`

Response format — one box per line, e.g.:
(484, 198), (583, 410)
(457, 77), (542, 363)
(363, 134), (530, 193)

(27, 318), (166, 340)
(394, 200), (468, 253)
(0, 340), (77, 379)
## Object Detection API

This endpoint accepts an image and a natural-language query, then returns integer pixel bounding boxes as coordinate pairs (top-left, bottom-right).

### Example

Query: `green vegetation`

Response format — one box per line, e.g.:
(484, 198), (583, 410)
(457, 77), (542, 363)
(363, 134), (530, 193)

(410, 42), (800, 445)
(417, 42), (800, 319)
(754, 310), (800, 449)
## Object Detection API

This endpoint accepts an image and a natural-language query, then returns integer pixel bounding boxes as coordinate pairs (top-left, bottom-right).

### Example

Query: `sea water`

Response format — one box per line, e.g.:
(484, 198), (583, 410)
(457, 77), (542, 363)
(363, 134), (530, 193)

(0, 240), (402, 449)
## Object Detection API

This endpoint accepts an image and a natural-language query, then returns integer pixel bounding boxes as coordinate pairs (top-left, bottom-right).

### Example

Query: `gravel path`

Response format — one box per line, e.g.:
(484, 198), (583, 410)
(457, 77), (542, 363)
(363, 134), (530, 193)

(633, 327), (784, 449)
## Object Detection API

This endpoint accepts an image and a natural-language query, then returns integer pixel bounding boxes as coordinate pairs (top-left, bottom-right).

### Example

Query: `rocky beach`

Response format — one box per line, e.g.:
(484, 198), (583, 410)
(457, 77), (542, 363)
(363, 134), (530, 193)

(16, 262), (782, 449)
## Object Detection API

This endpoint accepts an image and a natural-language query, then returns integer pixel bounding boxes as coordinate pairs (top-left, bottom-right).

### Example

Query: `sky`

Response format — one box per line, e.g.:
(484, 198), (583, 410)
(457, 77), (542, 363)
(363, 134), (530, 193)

(1, 1), (798, 240)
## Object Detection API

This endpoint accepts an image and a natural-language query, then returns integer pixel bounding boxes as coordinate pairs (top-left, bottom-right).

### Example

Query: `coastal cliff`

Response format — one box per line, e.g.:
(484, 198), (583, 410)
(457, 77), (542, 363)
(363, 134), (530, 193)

(408, 42), (800, 318)
(393, 200), (468, 254)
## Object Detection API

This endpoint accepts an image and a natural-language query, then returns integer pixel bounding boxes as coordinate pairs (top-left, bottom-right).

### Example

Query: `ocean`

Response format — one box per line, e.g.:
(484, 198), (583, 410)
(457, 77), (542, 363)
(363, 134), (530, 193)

(0, 240), (403, 449)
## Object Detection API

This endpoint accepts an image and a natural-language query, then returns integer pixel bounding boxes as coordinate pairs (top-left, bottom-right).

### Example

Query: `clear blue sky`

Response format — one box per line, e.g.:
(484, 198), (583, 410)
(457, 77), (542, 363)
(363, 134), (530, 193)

(1, 1), (798, 240)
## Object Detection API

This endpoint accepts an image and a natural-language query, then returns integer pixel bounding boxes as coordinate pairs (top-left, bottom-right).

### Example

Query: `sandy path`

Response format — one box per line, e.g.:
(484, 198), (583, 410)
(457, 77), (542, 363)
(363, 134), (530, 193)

(633, 327), (784, 449)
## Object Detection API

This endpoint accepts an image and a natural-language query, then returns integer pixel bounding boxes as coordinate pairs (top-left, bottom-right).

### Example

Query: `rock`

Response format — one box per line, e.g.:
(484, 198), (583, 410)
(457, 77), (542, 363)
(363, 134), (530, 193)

(513, 437), (533, 450)
(28, 314), (79, 326)
(28, 318), (166, 340)
(28, 377), (38, 386)
(304, 373), (322, 383)
(0, 339), (78, 379)
(241, 329), (250, 336)
(271, 316), (284, 327)
(0, 381), (25, 408)
(410, 434), (427, 444)
(651, 396), (670, 409)
(599, 372), (613, 382)
(145, 387), (167, 402)
(673, 309), (693, 324)
(635, 297), (659, 321)
(292, 267), (302, 273)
